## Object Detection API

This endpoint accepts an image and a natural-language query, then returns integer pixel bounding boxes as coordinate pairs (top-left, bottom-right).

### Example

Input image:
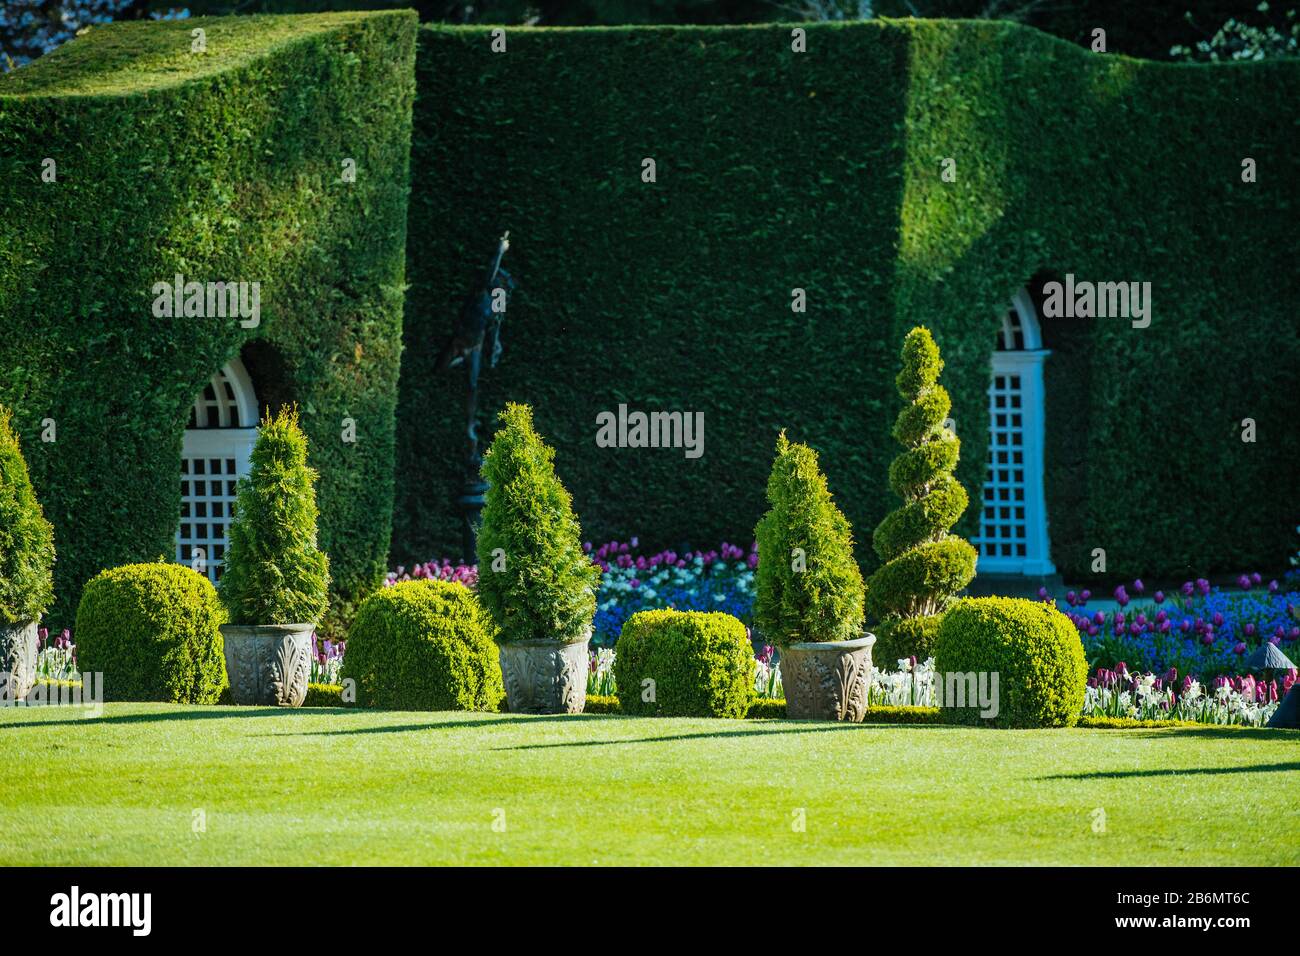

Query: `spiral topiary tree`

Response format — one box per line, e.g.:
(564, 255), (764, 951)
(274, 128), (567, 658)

(754, 432), (865, 646)
(866, 326), (977, 665)
(219, 405), (330, 627)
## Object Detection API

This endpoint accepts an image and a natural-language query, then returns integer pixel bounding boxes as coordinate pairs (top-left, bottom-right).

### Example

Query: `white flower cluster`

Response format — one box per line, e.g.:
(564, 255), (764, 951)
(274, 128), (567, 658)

(1085, 677), (1280, 726)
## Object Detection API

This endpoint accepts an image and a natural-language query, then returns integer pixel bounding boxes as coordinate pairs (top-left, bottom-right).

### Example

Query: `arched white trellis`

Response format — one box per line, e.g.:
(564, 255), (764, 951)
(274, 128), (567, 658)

(175, 358), (258, 583)
(971, 289), (1055, 575)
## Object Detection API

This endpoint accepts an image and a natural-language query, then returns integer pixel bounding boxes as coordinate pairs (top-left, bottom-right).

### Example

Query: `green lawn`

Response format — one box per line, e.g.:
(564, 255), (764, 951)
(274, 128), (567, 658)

(1, 704), (1296, 866)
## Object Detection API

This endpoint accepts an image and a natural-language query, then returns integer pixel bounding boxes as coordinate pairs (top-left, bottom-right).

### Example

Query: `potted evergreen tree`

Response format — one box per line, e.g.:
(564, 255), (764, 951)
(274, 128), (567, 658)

(218, 405), (330, 706)
(0, 406), (55, 702)
(754, 432), (871, 721)
(866, 326), (977, 665)
(476, 403), (599, 714)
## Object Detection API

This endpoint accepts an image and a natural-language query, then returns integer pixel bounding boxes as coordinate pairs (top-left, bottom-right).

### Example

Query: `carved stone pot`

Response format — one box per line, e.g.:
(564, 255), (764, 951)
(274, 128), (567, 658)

(0, 619), (39, 703)
(780, 634), (875, 722)
(220, 623), (313, 707)
(498, 634), (590, 715)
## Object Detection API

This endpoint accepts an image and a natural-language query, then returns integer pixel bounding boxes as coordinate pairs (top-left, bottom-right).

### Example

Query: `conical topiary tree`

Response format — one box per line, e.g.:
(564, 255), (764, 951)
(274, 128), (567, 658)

(0, 405), (55, 627)
(476, 402), (599, 644)
(219, 405), (330, 626)
(754, 432), (865, 646)
(866, 326), (977, 664)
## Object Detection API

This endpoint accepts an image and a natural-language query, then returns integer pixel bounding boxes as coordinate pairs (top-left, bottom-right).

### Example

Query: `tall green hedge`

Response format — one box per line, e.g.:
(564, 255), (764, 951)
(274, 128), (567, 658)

(0, 11), (418, 626)
(397, 21), (1299, 583)
(896, 20), (1300, 579)
(397, 22), (912, 565)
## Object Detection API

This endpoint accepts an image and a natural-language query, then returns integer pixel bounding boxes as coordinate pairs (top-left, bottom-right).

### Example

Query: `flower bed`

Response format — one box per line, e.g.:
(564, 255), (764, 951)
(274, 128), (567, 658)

(34, 626), (347, 686)
(1057, 573), (1300, 679)
(390, 537), (758, 648)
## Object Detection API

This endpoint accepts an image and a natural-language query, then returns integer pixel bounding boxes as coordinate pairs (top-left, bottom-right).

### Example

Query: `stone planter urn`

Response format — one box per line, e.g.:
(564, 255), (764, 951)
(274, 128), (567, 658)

(498, 631), (590, 714)
(0, 619), (38, 703)
(781, 634), (875, 722)
(220, 623), (313, 707)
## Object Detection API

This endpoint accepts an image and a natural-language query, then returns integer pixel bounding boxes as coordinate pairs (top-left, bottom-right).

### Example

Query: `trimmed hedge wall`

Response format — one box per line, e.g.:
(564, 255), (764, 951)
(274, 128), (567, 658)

(398, 21), (1300, 584)
(397, 22), (912, 564)
(897, 20), (1300, 580)
(0, 11), (418, 628)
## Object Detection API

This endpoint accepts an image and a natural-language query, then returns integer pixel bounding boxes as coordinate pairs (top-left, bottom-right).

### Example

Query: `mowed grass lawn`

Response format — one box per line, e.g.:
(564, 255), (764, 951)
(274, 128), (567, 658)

(1, 704), (1296, 866)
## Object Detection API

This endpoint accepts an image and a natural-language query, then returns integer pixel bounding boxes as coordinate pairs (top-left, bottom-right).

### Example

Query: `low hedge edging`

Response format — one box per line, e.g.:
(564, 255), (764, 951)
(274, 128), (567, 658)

(22, 679), (1287, 730)
(581, 695), (941, 723)
(303, 683), (349, 707)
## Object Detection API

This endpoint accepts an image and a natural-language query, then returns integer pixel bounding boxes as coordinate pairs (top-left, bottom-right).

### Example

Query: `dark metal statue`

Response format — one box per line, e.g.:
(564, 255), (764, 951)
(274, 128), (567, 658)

(437, 231), (514, 563)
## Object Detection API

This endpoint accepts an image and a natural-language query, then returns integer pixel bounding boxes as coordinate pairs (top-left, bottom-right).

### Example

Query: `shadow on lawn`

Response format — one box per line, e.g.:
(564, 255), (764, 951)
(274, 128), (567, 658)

(493, 723), (871, 750)
(0, 707), (300, 730)
(259, 713), (610, 737)
(1042, 762), (1300, 780)
(1119, 726), (1299, 742)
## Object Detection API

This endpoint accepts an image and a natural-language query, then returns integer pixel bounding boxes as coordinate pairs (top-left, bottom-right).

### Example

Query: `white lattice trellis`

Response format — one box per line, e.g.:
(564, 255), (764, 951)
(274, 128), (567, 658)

(972, 290), (1055, 575)
(176, 359), (258, 583)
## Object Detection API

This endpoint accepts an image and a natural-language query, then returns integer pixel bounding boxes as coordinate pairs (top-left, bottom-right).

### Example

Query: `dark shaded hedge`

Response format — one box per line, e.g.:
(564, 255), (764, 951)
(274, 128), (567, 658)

(397, 22), (912, 566)
(398, 21), (1300, 584)
(75, 562), (226, 703)
(0, 11), (418, 629)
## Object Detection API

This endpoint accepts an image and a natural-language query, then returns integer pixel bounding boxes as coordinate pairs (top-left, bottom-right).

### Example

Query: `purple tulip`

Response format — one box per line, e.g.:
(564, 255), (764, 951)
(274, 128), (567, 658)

(1181, 581), (1194, 597)
(1081, 590), (1091, 602)
(1233, 643), (1247, 655)
(1154, 590), (1165, 604)
(1237, 574), (1251, 590)
(1132, 579), (1145, 594)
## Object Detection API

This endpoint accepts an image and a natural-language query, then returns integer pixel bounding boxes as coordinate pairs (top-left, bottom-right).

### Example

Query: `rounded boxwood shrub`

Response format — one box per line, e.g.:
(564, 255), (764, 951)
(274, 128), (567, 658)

(754, 432), (865, 646)
(0, 405), (55, 625)
(476, 403), (599, 644)
(614, 609), (755, 718)
(341, 579), (504, 712)
(867, 327), (978, 664)
(219, 405), (330, 626)
(75, 563), (226, 703)
(934, 597), (1087, 729)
